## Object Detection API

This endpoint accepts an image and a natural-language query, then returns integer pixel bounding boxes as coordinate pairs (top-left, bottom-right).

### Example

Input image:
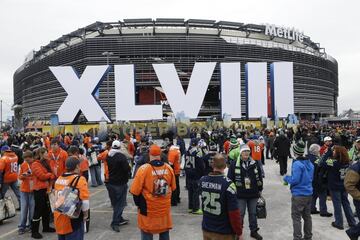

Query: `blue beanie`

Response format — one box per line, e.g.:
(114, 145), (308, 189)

(1, 145), (10, 152)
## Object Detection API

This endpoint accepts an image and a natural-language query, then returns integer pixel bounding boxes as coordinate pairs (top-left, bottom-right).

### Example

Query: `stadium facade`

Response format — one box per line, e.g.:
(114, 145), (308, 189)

(13, 18), (338, 126)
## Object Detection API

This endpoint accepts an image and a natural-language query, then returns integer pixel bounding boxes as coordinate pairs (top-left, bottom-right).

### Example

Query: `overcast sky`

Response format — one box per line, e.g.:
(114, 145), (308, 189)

(0, 0), (359, 119)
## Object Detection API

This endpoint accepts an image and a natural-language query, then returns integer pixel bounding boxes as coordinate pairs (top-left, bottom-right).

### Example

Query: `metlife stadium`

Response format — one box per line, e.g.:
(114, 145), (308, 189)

(13, 18), (338, 125)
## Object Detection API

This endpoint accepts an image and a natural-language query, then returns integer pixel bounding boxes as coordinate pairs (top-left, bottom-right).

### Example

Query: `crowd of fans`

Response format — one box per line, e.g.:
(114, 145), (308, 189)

(1, 122), (360, 239)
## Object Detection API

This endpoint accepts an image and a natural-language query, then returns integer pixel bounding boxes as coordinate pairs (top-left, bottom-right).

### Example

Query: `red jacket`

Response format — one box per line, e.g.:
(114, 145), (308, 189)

(320, 145), (329, 156)
(223, 141), (230, 155)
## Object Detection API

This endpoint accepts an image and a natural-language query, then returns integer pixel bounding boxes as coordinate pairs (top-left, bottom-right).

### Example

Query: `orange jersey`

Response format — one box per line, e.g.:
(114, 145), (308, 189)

(130, 161), (176, 234)
(0, 152), (19, 183)
(48, 148), (68, 178)
(97, 150), (109, 182)
(135, 133), (141, 142)
(248, 140), (264, 161)
(19, 161), (34, 192)
(44, 137), (51, 150)
(54, 174), (89, 235)
(79, 155), (89, 174)
(223, 141), (230, 155)
(31, 160), (55, 191)
(128, 142), (135, 157)
(83, 137), (92, 149)
(168, 149), (181, 175)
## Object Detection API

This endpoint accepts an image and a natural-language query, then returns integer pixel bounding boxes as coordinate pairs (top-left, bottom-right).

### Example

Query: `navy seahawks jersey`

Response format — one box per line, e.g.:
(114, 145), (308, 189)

(185, 147), (205, 179)
(203, 151), (217, 175)
(200, 173), (238, 234)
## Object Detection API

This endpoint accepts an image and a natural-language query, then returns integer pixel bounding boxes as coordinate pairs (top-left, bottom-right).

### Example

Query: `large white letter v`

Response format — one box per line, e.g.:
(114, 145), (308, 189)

(153, 62), (216, 118)
(50, 65), (111, 123)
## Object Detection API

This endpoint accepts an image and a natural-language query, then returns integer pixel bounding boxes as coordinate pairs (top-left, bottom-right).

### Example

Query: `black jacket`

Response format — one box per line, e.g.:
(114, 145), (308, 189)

(176, 138), (186, 156)
(107, 150), (131, 185)
(321, 151), (349, 192)
(227, 158), (263, 199)
(274, 135), (291, 157)
(307, 153), (327, 192)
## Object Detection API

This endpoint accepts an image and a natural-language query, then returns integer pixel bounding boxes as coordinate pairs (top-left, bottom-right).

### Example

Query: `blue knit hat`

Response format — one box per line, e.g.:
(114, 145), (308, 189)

(1, 145), (10, 152)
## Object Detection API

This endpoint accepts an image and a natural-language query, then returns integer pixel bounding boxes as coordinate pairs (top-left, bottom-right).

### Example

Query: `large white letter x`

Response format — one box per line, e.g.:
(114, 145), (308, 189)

(50, 66), (111, 123)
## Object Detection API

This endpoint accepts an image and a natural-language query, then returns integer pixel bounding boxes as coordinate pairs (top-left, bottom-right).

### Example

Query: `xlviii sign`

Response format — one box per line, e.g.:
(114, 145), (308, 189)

(49, 62), (294, 123)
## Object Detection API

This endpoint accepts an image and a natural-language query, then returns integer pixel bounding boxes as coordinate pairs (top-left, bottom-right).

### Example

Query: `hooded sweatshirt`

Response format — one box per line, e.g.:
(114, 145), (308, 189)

(107, 149), (131, 185)
(284, 157), (314, 196)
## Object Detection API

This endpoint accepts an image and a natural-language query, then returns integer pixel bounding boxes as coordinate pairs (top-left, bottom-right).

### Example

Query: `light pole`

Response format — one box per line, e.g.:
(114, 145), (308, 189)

(102, 51), (114, 117)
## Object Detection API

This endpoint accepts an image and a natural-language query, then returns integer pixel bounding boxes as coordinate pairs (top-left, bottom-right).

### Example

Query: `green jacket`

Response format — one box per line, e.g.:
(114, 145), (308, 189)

(228, 147), (240, 162)
(349, 146), (360, 162)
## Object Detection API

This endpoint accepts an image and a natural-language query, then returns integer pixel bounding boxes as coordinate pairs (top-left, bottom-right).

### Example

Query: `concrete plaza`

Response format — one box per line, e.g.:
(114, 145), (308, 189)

(0, 159), (351, 240)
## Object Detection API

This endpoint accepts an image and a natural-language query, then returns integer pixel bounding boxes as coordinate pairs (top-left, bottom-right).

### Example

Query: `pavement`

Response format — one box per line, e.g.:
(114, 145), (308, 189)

(0, 158), (352, 240)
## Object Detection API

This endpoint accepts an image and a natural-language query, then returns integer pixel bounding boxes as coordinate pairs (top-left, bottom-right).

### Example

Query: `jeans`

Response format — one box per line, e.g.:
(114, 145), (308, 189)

(238, 198), (258, 232)
(291, 196), (312, 240)
(141, 230), (170, 240)
(187, 179), (200, 211)
(311, 190), (328, 214)
(266, 147), (273, 159)
(89, 165), (103, 187)
(346, 199), (360, 238)
(106, 183), (128, 226)
(18, 191), (35, 230)
(58, 222), (84, 240)
(330, 190), (356, 227)
(1, 181), (21, 206)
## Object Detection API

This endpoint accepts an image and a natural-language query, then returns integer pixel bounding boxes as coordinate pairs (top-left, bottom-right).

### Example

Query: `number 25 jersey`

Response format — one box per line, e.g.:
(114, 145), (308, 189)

(199, 173), (239, 235)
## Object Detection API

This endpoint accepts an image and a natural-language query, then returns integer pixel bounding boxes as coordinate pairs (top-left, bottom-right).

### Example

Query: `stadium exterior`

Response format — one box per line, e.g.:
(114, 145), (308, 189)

(13, 18), (338, 127)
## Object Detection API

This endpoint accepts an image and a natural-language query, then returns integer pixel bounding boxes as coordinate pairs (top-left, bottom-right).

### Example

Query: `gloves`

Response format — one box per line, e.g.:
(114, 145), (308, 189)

(326, 158), (335, 167)
(283, 176), (290, 184)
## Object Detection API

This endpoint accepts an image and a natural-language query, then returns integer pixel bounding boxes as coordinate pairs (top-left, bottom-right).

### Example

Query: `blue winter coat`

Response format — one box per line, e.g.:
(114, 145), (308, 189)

(284, 157), (314, 196)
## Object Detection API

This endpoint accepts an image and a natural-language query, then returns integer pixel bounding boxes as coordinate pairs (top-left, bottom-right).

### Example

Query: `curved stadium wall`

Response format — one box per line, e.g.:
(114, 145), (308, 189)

(13, 19), (338, 124)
